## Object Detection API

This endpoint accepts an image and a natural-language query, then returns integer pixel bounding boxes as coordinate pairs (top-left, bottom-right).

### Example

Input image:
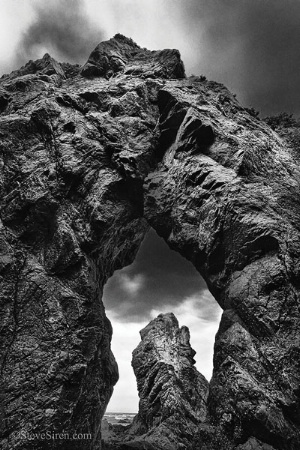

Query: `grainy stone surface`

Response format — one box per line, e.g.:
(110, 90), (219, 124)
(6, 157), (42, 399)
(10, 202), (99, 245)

(0, 35), (170, 450)
(101, 314), (208, 450)
(144, 80), (300, 449)
(0, 34), (300, 450)
(81, 34), (185, 80)
(127, 313), (208, 449)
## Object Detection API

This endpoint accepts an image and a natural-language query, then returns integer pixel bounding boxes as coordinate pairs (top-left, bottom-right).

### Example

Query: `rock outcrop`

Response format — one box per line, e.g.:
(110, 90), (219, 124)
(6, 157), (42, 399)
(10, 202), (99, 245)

(127, 313), (208, 449)
(0, 33), (300, 450)
(81, 33), (185, 80)
(144, 82), (300, 449)
(0, 34), (171, 450)
(101, 313), (208, 450)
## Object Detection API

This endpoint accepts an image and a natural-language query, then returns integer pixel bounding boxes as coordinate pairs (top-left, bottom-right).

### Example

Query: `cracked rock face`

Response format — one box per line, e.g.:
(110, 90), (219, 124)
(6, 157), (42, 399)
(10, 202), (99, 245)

(102, 313), (208, 450)
(0, 34), (300, 450)
(0, 35), (170, 450)
(144, 81), (300, 449)
(127, 313), (209, 450)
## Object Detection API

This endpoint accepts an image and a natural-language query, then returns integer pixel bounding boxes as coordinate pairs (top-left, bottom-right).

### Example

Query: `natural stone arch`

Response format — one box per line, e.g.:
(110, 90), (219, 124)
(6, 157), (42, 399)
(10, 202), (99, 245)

(0, 35), (299, 450)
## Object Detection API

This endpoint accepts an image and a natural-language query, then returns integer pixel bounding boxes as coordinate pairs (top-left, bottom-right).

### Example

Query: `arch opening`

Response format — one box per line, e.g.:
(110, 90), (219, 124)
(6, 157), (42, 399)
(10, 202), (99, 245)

(102, 227), (222, 417)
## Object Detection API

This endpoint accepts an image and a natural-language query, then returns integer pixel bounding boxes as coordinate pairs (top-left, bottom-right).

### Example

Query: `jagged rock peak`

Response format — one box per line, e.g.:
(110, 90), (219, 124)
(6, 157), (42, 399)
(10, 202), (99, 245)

(1, 53), (66, 80)
(138, 312), (197, 368)
(1, 34), (185, 82)
(81, 33), (186, 79)
(123, 313), (209, 449)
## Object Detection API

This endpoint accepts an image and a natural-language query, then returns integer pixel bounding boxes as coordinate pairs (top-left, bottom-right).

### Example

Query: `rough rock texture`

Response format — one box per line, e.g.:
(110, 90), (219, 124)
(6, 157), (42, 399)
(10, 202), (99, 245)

(127, 313), (208, 449)
(144, 82), (300, 449)
(101, 313), (208, 450)
(81, 34), (185, 80)
(101, 419), (132, 449)
(0, 33), (300, 450)
(0, 34), (173, 450)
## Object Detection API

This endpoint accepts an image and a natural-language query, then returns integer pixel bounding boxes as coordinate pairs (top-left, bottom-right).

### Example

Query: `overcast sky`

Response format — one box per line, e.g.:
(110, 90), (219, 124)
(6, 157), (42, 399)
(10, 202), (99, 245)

(1, 0), (299, 116)
(0, 0), (299, 413)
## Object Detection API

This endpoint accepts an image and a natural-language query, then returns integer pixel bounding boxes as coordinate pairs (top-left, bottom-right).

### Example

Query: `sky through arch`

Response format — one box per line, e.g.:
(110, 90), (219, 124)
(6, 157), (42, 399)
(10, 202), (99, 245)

(103, 229), (222, 413)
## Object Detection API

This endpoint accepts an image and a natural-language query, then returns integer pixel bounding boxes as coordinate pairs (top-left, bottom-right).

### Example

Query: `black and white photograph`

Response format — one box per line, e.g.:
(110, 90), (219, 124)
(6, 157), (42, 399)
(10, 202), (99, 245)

(0, 1), (300, 449)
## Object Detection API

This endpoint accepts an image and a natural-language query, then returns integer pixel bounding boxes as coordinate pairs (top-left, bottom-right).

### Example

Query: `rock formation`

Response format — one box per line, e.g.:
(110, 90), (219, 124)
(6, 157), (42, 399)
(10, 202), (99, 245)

(101, 313), (208, 450)
(144, 79), (300, 450)
(128, 313), (208, 449)
(0, 34), (300, 449)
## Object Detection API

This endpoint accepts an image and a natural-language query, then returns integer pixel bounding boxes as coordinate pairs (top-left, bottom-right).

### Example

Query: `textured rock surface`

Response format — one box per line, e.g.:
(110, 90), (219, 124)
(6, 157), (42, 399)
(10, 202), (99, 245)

(81, 34), (185, 80)
(127, 313), (208, 449)
(144, 81), (300, 449)
(101, 313), (208, 450)
(0, 33), (300, 450)
(0, 35), (169, 450)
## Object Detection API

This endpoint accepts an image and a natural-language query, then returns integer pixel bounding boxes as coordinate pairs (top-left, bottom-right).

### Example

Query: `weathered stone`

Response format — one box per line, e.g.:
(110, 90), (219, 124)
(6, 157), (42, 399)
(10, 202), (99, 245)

(0, 37), (162, 450)
(101, 314), (208, 450)
(0, 34), (300, 450)
(126, 313), (208, 449)
(236, 437), (276, 450)
(81, 34), (185, 80)
(144, 80), (300, 449)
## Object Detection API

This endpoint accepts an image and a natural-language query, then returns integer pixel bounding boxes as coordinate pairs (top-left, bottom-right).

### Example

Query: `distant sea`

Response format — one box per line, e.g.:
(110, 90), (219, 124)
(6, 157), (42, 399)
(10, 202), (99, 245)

(104, 412), (136, 426)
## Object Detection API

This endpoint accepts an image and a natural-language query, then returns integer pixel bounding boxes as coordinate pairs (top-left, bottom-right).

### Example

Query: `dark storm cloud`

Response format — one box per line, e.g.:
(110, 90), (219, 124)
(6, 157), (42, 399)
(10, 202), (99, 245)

(17, 0), (103, 65)
(179, 0), (300, 116)
(103, 229), (218, 323)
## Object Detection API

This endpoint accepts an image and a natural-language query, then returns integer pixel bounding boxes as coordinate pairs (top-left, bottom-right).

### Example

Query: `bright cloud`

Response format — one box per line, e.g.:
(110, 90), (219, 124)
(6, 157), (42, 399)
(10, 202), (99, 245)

(120, 273), (145, 296)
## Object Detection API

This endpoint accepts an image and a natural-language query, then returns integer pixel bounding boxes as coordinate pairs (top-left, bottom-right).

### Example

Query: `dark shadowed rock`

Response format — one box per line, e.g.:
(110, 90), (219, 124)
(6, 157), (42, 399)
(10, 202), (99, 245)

(0, 37), (163, 450)
(0, 35), (300, 450)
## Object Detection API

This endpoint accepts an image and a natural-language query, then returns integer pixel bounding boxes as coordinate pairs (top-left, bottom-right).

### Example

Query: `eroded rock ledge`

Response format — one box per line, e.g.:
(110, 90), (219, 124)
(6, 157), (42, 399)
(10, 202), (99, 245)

(0, 34), (300, 450)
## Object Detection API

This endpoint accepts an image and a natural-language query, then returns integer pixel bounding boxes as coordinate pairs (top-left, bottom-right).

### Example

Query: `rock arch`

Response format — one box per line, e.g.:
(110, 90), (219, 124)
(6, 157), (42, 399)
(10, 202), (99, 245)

(0, 35), (299, 449)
